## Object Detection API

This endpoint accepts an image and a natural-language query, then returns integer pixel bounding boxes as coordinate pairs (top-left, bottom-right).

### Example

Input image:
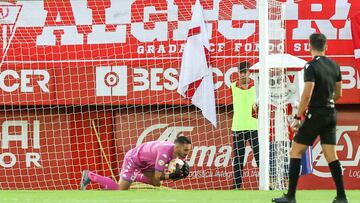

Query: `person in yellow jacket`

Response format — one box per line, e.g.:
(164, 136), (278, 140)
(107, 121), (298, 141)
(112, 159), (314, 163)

(231, 61), (259, 189)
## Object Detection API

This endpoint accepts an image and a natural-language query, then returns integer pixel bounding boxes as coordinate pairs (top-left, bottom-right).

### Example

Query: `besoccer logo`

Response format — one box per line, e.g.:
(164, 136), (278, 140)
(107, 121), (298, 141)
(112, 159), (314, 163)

(96, 66), (128, 96)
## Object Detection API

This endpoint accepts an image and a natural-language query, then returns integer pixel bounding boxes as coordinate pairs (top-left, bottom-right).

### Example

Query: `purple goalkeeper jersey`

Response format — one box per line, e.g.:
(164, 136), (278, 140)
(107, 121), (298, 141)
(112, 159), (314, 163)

(129, 141), (174, 172)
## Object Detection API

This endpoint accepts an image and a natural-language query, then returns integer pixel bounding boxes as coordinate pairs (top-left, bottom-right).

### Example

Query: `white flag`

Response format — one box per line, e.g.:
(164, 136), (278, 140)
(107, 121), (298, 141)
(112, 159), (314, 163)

(177, 0), (217, 127)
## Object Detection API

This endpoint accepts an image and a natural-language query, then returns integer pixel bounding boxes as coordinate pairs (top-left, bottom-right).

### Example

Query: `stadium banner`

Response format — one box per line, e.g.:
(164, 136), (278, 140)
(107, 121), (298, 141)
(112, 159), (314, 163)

(0, 110), (74, 189)
(0, 107), (359, 190)
(298, 107), (360, 190)
(114, 107), (360, 190)
(114, 106), (253, 190)
(0, 109), (116, 190)
(0, 0), (359, 105)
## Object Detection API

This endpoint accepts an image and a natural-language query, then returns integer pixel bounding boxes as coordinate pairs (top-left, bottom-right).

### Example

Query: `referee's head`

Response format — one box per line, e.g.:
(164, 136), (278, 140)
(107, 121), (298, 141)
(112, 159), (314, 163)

(309, 33), (327, 54)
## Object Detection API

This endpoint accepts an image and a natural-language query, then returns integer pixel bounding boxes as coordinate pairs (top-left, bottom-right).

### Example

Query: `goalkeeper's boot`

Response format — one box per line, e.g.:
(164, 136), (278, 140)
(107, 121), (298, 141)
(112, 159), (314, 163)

(80, 170), (91, 190)
(272, 194), (296, 203)
(332, 197), (348, 203)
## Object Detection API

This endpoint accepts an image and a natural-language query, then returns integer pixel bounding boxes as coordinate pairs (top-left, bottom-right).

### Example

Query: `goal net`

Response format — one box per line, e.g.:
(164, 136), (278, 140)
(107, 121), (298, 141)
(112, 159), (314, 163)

(0, 0), (289, 190)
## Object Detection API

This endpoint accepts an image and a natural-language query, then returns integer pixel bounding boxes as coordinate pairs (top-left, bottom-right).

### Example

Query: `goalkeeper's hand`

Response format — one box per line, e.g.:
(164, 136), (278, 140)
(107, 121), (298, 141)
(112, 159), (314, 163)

(181, 161), (190, 178)
(169, 163), (182, 181)
(169, 162), (190, 181)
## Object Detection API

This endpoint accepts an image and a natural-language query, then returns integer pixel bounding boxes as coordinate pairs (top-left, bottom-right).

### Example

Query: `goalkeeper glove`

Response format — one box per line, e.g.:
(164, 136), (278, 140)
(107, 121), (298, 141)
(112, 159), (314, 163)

(169, 163), (182, 181)
(181, 161), (190, 178)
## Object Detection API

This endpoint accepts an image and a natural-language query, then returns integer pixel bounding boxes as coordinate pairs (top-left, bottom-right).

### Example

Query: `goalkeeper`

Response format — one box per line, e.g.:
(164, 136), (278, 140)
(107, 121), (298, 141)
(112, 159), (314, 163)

(80, 136), (191, 190)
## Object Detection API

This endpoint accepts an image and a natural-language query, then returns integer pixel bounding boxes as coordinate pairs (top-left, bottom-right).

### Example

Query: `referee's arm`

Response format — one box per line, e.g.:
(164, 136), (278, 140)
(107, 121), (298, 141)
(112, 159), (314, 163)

(334, 66), (342, 101)
(296, 64), (315, 118)
(296, 82), (314, 118)
(333, 81), (342, 101)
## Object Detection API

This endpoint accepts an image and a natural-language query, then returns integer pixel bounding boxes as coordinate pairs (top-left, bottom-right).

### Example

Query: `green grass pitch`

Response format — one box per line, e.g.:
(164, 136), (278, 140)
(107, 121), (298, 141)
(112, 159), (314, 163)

(0, 190), (359, 203)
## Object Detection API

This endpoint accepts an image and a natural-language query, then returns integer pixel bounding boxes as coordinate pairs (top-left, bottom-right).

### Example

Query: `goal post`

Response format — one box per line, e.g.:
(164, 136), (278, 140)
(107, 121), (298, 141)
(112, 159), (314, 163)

(258, 0), (270, 190)
(257, 0), (293, 191)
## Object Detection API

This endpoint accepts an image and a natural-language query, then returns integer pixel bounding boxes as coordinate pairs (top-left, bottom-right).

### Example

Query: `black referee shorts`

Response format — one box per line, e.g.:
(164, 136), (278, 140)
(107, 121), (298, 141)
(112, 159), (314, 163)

(294, 107), (337, 146)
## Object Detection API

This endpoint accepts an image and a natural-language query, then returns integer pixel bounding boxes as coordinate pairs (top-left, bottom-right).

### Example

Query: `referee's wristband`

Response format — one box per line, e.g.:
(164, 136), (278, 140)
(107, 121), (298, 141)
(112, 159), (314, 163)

(294, 115), (301, 120)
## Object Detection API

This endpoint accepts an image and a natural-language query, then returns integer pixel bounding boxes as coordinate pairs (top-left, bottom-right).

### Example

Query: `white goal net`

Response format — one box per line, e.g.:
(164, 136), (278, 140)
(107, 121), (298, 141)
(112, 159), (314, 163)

(0, 0), (290, 190)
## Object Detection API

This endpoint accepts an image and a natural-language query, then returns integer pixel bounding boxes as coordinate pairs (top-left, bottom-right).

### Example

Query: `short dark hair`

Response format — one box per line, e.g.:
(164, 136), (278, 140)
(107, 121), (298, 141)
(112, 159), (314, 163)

(174, 136), (191, 145)
(238, 61), (250, 73)
(309, 33), (327, 52)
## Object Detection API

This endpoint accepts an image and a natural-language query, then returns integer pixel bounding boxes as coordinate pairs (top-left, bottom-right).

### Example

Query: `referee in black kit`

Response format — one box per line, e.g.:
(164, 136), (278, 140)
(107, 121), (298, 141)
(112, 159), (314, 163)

(272, 33), (347, 203)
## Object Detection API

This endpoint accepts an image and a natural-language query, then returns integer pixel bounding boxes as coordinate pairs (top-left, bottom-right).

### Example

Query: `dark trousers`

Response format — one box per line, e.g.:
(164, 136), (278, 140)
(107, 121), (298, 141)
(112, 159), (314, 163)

(233, 130), (260, 189)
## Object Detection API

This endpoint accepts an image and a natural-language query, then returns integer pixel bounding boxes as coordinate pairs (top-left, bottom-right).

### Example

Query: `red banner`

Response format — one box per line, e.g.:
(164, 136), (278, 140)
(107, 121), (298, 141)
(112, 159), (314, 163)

(114, 106), (360, 190)
(0, 0), (359, 105)
(0, 110), (74, 189)
(298, 107), (360, 189)
(114, 107), (238, 190)
(0, 106), (359, 190)
(0, 109), (115, 190)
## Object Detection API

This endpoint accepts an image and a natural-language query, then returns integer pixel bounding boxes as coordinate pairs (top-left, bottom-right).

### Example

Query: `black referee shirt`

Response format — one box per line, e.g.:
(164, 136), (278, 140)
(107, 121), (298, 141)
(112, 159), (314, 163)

(304, 56), (342, 108)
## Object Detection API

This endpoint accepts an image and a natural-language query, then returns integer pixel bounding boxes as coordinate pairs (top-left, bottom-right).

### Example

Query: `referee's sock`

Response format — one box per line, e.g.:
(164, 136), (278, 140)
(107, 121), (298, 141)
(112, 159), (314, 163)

(329, 160), (346, 199)
(287, 158), (301, 198)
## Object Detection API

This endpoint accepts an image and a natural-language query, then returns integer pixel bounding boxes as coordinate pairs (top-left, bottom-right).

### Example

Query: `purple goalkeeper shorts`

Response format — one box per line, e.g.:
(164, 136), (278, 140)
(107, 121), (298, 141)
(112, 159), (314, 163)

(120, 151), (140, 182)
(120, 150), (151, 183)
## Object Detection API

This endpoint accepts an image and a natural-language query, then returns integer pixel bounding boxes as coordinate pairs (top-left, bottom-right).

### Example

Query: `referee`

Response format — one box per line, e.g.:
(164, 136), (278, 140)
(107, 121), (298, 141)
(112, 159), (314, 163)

(272, 33), (347, 203)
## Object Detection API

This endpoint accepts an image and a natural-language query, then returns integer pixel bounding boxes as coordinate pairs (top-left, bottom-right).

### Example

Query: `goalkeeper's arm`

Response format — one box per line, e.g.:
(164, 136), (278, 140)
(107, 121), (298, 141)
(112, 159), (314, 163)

(156, 163), (181, 181)
(151, 167), (176, 186)
(155, 162), (190, 182)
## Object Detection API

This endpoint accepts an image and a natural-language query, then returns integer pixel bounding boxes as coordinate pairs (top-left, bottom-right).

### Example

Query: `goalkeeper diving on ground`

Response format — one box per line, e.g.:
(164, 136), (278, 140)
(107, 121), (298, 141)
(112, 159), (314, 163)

(80, 136), (191, 190)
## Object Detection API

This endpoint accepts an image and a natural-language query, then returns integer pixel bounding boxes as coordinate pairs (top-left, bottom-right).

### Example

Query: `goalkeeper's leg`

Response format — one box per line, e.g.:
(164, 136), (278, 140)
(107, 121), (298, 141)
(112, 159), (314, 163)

(118, 172), (158, 189)
(80, 151), (137, 190)
(80, 170), (120, 190)
(80, 171), (150, 190)
(119, 157), (159, 187)
(79, 170), (157, 190)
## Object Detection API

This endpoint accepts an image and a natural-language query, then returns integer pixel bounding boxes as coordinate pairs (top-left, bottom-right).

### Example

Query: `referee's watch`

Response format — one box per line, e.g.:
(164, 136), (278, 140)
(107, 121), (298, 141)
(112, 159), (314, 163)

(294, 115), (301, 120)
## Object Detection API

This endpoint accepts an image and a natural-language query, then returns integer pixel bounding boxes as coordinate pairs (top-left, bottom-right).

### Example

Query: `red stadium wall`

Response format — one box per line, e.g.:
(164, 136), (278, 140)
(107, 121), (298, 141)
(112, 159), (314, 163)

(1, 106), (359, 190)
(113, 107), (241, 190)
(298, 105), (360, 190)
(0, 108), (117, 190)
(0, 109), (74, 189)
(110, 106), (360, 190)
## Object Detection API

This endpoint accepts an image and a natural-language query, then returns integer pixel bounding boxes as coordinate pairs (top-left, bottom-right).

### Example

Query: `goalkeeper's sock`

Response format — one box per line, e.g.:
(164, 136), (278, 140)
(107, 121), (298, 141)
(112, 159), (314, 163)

(135, 173), (152, 185)
(88, 171), (119, 190)
(329, 160), (346, 199)
(287, 158), (301, 198)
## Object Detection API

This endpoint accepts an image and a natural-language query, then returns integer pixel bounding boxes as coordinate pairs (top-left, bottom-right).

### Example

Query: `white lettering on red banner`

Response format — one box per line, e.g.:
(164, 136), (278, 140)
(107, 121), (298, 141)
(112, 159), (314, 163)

(0, 120), (41, 168)
(0, 70), (50, 93)
(0, 0), (359, 104)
